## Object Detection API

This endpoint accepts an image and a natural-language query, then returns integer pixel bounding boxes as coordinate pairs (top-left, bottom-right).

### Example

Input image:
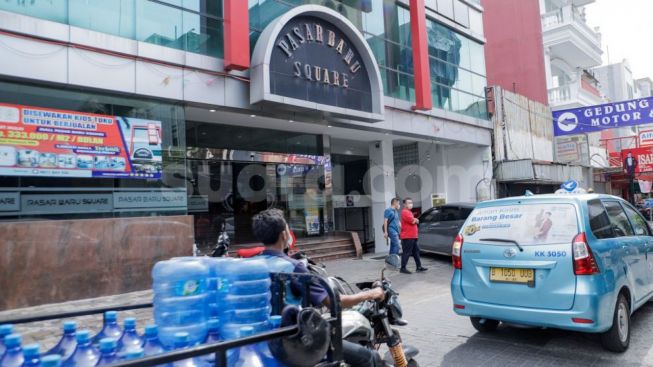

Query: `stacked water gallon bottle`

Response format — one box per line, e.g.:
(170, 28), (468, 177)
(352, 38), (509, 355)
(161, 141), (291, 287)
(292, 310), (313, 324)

(0, 256), (287, 366)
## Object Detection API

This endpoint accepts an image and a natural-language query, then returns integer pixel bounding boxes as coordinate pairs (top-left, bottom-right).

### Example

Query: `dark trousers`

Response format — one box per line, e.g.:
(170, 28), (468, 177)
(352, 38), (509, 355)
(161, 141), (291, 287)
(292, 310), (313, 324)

(342, 340), (381, 367)
(401, 238), (422, 269)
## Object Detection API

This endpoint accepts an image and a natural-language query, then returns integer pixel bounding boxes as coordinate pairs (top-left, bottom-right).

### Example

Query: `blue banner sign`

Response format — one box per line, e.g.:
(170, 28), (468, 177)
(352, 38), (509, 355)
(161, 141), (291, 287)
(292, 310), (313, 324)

(553, 97), (653, 136)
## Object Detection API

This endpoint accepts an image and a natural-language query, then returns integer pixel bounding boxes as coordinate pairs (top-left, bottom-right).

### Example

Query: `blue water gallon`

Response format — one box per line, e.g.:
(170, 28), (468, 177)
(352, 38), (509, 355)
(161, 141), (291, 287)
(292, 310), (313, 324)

(232, 326), (268, 367)
(21, 343), (40, 367)
(91, 312), (122, 346)
(152, 258), (210, 348)
(216, 258), (272, 340)
(142, 325), (166, 356)
(46, 321), (77, 360)
(200, 319), (221, 366)
(41, 355), (62, 367)
(0, 334), (23, 367)
(196, 257), (223, 319)
(258, 316), (285, 367)
(117, 318), (144, 353)
(94, 338), (118, 367)
(62, 330), (100, 367)
(0, 324), (14, 359)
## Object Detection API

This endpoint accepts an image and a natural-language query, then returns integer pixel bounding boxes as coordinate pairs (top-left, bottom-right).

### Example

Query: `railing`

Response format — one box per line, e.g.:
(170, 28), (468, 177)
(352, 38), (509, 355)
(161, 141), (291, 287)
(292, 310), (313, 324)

(548, 84), (574, 105)
(541, 5), (601, 48)
(549, 79), (603, 106)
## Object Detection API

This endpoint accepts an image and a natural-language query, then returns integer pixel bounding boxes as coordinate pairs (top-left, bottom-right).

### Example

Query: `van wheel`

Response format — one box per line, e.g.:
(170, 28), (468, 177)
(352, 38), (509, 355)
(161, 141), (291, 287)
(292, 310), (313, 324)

(601, 293), (630, 352)
(470, 317), (500, 332)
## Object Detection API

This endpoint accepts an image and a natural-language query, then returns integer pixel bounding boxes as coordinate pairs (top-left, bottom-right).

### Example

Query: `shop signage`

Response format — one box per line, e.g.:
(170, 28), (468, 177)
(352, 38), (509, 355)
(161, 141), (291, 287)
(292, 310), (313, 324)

(21, 193), (113, 215)
(251, 6), (384, 122)
(640, 130), (653, 146)
(555, 141), (580, 163)
(0, 192), (20, 212)
(0, 103), (163, 179)
(553, 96), (653, 137)
(621, 147), (653, 174)
(113, 190), (187, 210)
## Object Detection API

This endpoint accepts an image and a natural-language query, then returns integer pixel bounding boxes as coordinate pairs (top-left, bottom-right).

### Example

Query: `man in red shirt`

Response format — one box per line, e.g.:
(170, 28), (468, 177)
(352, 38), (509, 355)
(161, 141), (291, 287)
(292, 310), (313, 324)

(400, 198), (428, 274)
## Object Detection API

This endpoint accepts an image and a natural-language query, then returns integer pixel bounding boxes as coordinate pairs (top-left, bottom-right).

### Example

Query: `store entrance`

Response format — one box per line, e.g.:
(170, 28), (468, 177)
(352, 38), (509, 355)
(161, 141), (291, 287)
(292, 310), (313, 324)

(187, 157), (326, 248)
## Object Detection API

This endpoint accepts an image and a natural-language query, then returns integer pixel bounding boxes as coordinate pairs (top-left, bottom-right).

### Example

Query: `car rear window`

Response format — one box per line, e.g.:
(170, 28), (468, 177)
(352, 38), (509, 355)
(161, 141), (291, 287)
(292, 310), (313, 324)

(463, 203), (579, 246)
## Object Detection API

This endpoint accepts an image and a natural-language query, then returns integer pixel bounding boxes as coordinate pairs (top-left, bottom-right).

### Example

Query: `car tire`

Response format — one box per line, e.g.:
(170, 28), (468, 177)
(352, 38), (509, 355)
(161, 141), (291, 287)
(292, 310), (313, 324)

(470, 317), (500, 332)
(601, 293), (630, 353)
(407, 359), (420, 367)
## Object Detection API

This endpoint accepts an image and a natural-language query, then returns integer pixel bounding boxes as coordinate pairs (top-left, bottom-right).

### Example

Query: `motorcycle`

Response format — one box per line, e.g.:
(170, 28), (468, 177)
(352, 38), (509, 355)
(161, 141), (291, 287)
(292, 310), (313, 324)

(292, 253), (420, 367)
(205, 242), (420, 366)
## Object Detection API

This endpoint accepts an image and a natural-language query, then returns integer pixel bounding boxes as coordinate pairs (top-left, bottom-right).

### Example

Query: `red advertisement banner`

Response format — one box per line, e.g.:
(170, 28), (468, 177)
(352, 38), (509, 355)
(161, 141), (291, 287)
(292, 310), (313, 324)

(0, 103), (162, 179)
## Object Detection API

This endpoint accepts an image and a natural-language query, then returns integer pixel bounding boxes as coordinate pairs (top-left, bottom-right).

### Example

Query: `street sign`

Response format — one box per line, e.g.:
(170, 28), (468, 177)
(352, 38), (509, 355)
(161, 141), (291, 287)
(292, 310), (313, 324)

(553, 97), (653, 136)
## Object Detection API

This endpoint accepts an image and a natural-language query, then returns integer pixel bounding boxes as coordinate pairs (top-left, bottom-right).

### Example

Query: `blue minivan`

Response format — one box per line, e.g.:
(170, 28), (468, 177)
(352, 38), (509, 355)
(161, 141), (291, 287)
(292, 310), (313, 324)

(450, 193), (653, 352)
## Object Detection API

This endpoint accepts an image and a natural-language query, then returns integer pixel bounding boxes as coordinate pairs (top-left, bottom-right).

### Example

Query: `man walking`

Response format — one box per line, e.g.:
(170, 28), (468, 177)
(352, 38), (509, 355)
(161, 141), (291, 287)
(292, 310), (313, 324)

(383, 198), (401, 267)
(400, 198), (427, 274)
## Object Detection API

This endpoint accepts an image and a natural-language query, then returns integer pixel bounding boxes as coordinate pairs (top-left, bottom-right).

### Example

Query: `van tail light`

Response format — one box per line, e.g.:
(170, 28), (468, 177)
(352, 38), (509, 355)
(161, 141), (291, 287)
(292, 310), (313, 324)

(452, 234), (463, 269)
(572, 233), (600, 275)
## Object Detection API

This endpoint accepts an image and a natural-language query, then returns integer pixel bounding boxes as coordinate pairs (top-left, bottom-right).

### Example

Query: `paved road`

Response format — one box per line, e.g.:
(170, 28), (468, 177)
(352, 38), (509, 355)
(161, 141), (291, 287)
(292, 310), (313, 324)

(328, 254), (653, 367)
(2, 254), (653, 366)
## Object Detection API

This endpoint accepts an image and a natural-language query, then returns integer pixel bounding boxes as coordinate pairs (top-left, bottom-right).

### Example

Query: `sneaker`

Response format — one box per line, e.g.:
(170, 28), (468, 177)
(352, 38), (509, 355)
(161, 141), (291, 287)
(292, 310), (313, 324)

(416, 267), (428, 272)
(400, 268), (412, 274)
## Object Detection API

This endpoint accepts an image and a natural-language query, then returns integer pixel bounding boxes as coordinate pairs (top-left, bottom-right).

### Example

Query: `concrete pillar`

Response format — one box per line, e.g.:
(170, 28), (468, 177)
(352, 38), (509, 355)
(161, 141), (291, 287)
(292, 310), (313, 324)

(368, 140), (396, 254)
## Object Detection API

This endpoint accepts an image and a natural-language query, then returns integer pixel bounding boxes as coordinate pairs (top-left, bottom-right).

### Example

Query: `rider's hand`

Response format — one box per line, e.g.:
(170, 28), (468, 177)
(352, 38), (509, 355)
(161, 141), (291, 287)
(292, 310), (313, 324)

(368, 287), (385, 302)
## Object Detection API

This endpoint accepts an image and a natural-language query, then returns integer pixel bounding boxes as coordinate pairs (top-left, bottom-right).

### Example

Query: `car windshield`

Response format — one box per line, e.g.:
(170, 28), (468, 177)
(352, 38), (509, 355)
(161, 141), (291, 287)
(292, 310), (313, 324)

(462, 203), (579, 246)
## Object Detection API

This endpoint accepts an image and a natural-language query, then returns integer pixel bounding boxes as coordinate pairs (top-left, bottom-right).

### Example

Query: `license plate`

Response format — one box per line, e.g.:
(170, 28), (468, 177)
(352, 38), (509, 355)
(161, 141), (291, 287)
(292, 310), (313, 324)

(490, 267), (535, 287)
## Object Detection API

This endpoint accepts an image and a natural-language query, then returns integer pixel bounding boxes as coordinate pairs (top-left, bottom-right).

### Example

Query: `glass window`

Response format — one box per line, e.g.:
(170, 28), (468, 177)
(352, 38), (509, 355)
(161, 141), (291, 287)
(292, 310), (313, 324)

(469, 8), (483, 36)
(603, 201), (635, 237)
(453, 1), (469, 28)
(623, 204), (651, 236)
(437, 0), (454, 20)
(362, 0), (386, 37)
(469, 40), (486, 75)
(420, 208), (440, 223)
(0, 0), (68, 23)
(588, 200), (614, 239)
(434, 206), (460, 221)
(136, 1), (184, 49)
(69, 0), (136, 39)
(0, 80), (186, 221)
(182, 11), (224, 58)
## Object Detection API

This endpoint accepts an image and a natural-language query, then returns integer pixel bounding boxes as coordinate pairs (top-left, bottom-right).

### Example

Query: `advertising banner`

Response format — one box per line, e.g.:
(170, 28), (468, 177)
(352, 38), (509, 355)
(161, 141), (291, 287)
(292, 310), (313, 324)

(621, 147), (653, 174)
(553, 97), (653, 137)
(0, 103), (163, 179)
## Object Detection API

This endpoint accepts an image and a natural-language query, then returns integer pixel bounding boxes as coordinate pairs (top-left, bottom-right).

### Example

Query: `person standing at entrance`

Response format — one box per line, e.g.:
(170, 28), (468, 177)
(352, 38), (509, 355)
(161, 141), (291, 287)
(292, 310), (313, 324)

(400, 198), (427, 274)
(383, 198), (401, 267)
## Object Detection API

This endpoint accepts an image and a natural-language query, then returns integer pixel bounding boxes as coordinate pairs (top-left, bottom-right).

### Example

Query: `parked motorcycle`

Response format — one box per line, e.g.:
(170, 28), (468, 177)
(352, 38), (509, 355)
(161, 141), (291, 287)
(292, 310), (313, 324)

(292, 253), (420, 367)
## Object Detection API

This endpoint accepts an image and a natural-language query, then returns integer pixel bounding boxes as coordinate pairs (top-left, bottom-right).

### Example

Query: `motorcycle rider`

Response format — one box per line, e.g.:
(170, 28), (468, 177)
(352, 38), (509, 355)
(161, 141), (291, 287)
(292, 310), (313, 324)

(252, 209), (385, 367)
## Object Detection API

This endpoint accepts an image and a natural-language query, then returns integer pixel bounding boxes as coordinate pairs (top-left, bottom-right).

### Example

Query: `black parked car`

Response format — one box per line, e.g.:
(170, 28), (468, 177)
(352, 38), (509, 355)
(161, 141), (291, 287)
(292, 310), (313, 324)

(417, 203), (476, 255)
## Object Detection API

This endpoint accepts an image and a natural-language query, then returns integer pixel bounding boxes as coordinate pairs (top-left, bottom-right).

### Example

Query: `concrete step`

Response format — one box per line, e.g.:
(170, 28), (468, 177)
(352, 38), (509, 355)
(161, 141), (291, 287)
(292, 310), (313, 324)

(298, 243), (354, 256)
(313, 250), (358, 262)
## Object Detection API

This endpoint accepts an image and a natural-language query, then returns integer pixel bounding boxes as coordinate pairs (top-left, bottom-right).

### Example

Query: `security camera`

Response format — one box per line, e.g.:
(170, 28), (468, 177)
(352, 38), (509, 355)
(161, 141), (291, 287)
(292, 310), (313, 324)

(375, 141), (381, 149)
(250, 152), (255, 160)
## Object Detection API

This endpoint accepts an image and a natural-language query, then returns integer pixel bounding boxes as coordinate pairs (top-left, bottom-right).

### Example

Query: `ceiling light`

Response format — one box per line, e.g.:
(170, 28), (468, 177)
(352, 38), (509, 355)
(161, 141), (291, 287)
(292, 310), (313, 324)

(289, 119), (294, 122)
(209, 109), (216, 112)
(327, 125), (332, 128)
(250, 114), (257, 117)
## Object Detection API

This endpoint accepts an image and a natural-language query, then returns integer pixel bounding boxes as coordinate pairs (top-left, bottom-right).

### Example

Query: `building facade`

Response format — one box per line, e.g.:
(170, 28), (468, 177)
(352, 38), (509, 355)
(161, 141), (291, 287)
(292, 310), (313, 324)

(0, 0), (492, 308)
(481, 0), (548, 105)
